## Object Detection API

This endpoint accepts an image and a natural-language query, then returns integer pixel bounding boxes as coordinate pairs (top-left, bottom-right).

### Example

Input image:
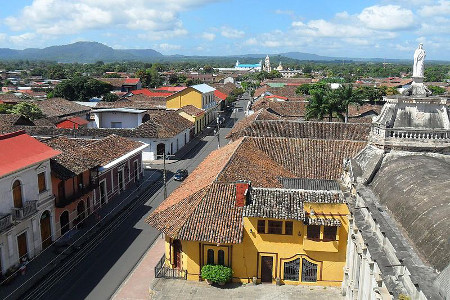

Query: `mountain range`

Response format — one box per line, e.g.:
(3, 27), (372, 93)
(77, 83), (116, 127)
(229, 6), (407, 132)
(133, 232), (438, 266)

(0, 41), (424, 63)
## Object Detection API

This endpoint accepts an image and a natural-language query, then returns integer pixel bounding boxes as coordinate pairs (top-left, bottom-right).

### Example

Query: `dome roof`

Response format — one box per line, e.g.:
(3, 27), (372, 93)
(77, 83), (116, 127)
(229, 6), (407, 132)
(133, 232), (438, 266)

(371, 154), (450, 271)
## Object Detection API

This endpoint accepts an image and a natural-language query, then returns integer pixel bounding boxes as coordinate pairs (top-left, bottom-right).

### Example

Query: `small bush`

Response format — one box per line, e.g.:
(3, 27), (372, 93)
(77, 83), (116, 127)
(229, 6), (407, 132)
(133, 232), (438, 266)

(201, 264), (232, 283)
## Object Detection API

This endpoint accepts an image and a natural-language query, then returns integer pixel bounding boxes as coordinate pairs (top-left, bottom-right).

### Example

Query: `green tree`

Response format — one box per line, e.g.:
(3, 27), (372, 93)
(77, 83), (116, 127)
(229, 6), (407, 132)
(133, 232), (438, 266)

(427, 85), (446, 95)
(305, 90), (331, 121)
(9, 102), (44, 120)
(103, 93), (120, 102)
(52, 76), (113, 101)
(334, 85), (364, 123)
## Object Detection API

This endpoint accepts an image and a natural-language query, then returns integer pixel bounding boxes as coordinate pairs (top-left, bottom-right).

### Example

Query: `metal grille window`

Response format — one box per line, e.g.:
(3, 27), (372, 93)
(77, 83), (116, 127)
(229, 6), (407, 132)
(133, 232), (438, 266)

(323, 226), (337, 241)
(257, 220), (266, 233)
(284, 258), (300, 281)
(207, 249), (214, 265)
(301, 259), (317, 282)
(268, 220), (282, 234)
(285, 221), (293, 235)
(218, 250), (225, 266)
(307, 225), (321, 240)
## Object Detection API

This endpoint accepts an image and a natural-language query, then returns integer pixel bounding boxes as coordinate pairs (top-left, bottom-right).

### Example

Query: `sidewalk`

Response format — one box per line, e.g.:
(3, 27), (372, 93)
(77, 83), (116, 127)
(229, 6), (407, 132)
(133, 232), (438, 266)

(0, 169), (162, 300)
(112, 235), (165, 300)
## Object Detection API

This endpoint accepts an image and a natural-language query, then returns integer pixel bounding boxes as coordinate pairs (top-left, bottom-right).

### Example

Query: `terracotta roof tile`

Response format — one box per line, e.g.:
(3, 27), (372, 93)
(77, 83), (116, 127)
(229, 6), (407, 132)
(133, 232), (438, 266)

(34, 98), (91, 118)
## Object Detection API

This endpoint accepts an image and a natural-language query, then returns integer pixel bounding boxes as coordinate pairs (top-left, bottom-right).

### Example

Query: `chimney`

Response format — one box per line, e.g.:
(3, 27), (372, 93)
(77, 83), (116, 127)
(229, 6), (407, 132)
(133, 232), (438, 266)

(235, 181), (250, 207)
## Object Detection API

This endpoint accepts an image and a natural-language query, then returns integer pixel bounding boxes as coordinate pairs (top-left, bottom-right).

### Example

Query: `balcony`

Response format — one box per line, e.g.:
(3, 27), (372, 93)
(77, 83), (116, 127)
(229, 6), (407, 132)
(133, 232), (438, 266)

(11, 200), (38, 220)
(0, 214), (13, 233)
(56, 182), (98, 208)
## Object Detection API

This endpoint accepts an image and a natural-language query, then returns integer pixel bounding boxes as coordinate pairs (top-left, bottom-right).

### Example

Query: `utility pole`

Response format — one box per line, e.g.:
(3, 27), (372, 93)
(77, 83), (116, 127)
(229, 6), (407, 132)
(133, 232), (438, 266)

(163, 153), (175, 199)
(215, 110), (224, 149)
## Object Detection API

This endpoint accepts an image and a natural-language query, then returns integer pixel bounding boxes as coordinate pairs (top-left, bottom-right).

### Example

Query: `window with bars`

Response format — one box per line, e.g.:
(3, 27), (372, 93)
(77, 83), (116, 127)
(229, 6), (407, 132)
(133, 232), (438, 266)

(301, 259), (317, 282)
(285, 221), (293, 235)
(38, 172), (46, 193)
(307, 225), (321, 240)
(268, 220), (282, 234)
(218, 250), (225, 266)
(323, 226), (338, 241)
(257, 220), (266, 233)
(207, 249), (214, 265)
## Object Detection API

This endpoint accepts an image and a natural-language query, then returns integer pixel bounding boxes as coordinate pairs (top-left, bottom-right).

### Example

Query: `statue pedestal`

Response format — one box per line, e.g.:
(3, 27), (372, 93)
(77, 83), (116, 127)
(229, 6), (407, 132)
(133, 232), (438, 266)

(402, 76), (431, 97)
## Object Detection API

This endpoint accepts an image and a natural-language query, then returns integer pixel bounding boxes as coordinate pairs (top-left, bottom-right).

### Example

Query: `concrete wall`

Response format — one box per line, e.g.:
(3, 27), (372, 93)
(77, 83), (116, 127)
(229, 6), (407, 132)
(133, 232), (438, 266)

(94, 111), (145, 129)
(135, 129), (191, 162)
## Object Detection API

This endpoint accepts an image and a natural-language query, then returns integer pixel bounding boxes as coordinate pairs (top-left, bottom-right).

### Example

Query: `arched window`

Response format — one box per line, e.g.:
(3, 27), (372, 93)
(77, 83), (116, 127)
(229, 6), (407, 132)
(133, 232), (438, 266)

(12, 180), (23, 208)
(218, 250), (225, 266)
(207, 249), (214, 265)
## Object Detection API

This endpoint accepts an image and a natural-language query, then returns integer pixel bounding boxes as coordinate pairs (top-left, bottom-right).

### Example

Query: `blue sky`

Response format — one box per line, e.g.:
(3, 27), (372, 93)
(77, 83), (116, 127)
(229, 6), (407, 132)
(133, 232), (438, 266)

(0, 0), (449, 60)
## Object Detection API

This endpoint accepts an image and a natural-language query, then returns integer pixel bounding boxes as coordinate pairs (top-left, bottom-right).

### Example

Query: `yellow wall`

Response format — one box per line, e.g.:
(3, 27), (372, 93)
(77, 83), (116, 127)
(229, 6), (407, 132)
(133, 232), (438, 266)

(166, 88), (202, 110)
(177, 111), (205, 135)
(164, 203), (349, 286)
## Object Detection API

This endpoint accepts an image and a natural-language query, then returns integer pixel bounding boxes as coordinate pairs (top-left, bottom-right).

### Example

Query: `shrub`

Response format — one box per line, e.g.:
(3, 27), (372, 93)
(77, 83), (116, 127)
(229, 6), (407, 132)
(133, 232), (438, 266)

(201, 264), (232, 283)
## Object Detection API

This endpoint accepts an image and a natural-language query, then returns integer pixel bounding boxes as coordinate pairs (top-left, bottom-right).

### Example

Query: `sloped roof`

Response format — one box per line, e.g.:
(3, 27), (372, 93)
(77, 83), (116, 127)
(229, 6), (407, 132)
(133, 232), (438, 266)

(226, 108), (280, 140)
(228, 119), (370, 141)
(177, 105), (204, 117)
(252, 99), (307, 117)
(214, 90), (227, 100)
(147, 136), (365, 242)
(191, 83), (215, 94)
(34, 98), (91, 118)
(0, 131), (61, 178)
(131, 89), (172, 97)
(43, 135), (144, 179)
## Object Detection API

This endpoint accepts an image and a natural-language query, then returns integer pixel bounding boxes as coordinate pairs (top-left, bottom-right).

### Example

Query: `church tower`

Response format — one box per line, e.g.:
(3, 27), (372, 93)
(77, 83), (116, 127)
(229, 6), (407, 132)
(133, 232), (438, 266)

(263, 55), (271, 72)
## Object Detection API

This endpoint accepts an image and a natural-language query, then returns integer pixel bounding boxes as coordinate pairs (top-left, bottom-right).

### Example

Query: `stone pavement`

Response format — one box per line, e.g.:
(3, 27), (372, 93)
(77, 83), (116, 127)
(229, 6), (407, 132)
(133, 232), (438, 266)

(0, 169), (162, 300)
(111, 235), (165, 300)
(149, 279), (344, 300)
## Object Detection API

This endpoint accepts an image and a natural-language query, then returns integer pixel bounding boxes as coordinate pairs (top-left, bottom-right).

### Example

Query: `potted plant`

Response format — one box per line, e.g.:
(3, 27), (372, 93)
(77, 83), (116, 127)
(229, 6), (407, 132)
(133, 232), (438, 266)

(201, 264), (232, 286)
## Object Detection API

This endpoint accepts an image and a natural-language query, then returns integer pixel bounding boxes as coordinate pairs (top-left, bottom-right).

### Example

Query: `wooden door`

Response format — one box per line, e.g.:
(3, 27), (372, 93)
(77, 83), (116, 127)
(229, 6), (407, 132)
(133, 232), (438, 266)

(17, 232), (27, 260)
(261, 256), (273, 283)
(40, 211), (52, 249)
(60, 211), (70, 235)
(13, 180), (23, 208)
(173, 240), (182, 269)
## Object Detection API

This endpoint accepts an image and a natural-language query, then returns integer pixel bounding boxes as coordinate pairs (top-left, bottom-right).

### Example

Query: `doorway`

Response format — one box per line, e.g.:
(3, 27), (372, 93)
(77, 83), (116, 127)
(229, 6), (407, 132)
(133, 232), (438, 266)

(40, 211), (52, 249)
(261, 256), (273, 283)
(76, 200), (85, 227)
(12, 180), (23, 208)
(100, 181), (106, 205)
(156, 143), (165, 158)
(173, 240), (182, 269)
(118, 170), (124, 193)
(17, 232), (28, 260)
(60, 211), (70, 236)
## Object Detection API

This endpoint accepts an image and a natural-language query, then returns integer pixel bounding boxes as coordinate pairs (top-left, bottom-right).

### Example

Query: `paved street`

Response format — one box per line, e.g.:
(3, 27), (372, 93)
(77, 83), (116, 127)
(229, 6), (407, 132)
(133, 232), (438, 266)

(18, 98), (249, 300)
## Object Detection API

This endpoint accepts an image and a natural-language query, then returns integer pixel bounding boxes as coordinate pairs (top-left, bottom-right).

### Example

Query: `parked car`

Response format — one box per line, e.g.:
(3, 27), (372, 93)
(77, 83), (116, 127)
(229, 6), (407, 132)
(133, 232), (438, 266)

(174, 169), (188, 181)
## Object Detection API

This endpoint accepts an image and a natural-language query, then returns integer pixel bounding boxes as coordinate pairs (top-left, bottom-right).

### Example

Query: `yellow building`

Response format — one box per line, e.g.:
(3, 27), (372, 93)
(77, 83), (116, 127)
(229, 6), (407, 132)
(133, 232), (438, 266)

(147, 134), (366, 286)
(177, 105), (205, 136)
(166, 84), (218, 132)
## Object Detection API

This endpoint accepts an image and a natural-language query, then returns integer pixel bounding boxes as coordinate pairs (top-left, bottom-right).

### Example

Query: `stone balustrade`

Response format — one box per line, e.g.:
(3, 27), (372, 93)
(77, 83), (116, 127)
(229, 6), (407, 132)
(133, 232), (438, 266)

(11, 200), (38, 220)
(0, 214), (13, 232)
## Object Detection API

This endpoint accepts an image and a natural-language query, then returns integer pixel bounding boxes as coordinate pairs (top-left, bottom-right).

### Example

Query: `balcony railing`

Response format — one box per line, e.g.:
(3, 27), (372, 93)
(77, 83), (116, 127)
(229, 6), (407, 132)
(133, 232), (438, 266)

(385, 128), (450, 140)
(154, 255), (188, 280)
(56, 182), (98, 208)
(11, 200), (38, 220)
(0, 214), (13, 232)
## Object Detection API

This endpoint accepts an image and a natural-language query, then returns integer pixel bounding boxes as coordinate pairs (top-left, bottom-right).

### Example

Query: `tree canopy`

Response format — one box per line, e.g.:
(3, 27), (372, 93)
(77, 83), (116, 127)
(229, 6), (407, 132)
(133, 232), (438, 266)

(51, 76), (113, 101)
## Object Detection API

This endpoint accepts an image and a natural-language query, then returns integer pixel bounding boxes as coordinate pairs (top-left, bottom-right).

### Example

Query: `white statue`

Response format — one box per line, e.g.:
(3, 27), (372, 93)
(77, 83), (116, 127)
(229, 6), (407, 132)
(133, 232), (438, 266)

(413, 43), (425, 78)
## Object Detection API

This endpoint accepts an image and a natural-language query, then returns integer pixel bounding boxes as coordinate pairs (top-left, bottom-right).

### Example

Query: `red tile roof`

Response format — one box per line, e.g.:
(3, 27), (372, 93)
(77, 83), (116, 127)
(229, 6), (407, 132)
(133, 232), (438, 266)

(57, 116), (89, 126)
(214, 90), (227, 101)
(0, 131), (61, 177)
(124, 78), (140, 85)
(131, 89), (172, 97)
(155, 86), (187, 92)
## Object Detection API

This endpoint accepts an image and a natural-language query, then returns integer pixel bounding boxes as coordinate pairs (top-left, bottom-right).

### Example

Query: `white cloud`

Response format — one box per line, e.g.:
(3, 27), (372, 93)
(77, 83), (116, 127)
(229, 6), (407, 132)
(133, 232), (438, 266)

(156, 43), (181, 51)
(9, 33), (36, 45)
(220, 26), (245, 38)
(201, 32), (216, 41)
(244, 38), (258, 45)
(4, 0), (222, 37)
(335, 11), (350, 19)
(275, 9), (295, 17)
(358, 5), (415, 30)
(419, 0), (450, 17)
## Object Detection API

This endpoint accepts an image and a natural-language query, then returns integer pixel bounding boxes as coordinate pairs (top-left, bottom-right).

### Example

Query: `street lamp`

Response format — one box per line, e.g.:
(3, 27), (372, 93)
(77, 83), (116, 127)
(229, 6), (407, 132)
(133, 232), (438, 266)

(215, 110), (224, 149)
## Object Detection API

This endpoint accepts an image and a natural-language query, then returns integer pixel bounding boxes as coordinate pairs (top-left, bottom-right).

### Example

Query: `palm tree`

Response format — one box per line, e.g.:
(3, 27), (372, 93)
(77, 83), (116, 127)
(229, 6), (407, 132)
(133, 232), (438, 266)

(335, 84), (364, 123)
(305, 89), (331, 121)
